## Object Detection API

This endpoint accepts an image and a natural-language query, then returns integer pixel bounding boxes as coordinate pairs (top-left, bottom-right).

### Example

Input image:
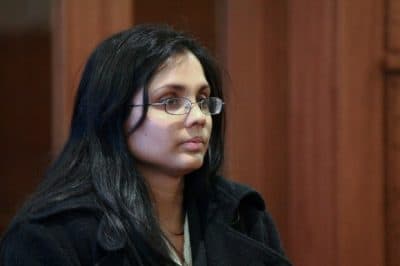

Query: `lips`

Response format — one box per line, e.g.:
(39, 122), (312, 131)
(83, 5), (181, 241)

(181, 136), (206, 151)
(185, 136), (205, 144)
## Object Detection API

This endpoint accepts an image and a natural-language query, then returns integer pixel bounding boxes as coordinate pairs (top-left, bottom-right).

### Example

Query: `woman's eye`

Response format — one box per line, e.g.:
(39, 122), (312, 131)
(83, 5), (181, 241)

(159, 98), (169, 104)
(165, 98), (182, 111)
(166, 98), (180, 105)
(159, 95), (176, 103)
(197, 95), (208, 101)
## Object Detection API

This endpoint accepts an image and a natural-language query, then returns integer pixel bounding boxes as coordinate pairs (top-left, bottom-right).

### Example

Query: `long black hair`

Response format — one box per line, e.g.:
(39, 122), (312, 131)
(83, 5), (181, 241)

(5, 24), (225, 265)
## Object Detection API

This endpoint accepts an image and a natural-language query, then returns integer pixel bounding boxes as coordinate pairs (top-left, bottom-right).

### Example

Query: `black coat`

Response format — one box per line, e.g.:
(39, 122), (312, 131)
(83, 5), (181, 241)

(0, 176), (292, 266)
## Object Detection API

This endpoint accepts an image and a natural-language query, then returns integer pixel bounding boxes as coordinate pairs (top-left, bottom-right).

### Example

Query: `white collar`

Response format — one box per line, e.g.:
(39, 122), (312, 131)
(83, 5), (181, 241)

(166, 213), (192, 266)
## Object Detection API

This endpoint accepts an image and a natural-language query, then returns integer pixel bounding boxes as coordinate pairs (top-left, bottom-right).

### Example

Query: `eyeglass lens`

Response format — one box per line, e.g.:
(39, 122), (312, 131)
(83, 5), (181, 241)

(166, 97), (222, 115)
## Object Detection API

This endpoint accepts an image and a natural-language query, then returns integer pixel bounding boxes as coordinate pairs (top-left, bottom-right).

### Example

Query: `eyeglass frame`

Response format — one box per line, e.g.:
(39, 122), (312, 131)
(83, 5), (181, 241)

(128, 96), (224, 115)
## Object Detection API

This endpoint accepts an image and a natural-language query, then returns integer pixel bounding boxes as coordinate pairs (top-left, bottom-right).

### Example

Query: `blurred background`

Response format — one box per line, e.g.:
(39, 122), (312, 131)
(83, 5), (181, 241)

(0, 0), (398, 265)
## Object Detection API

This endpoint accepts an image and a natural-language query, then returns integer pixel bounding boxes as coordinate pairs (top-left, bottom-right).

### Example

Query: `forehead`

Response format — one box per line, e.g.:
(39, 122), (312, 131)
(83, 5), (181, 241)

(147, 51), (209, 93)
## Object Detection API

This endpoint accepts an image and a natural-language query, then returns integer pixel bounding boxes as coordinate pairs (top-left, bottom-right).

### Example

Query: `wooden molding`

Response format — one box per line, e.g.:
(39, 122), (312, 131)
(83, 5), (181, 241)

(386, 76), (400, 266)
(385, 52), (400, 73)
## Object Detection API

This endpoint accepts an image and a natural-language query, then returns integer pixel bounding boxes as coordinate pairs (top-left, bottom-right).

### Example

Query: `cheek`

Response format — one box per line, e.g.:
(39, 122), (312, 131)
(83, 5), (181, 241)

(127, 119), (175, 157)
(125, 107), (143, 132)
(127, 128), (154, 161)
(207, 117), (213, 137)
(125, 109), (147, 156)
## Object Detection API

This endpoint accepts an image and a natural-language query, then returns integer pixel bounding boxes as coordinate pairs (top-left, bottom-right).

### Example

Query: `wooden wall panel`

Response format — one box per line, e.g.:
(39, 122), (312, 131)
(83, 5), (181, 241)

(336, 1), (385, 265)
(220, 0), (289, 246)
(288, 1), (337, 265)
(134, 0), (216, 54)
(52, 0), (133, 153)
(387, 0), (400, 52)
(288, 0), (385, 265)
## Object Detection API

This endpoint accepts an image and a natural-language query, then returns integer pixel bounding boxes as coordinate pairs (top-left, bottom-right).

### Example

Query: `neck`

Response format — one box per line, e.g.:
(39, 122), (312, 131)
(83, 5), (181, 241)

(141, 169), (185, 235)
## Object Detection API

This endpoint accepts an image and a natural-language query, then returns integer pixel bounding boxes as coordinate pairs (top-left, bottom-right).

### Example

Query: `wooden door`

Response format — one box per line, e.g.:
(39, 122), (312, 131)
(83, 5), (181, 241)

(0, 0), (52, 233)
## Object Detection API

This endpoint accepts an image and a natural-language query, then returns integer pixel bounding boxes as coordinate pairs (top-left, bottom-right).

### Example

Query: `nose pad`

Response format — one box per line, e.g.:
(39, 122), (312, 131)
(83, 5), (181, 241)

(184, 101), (192, 113)
(188, 101), (205, 115)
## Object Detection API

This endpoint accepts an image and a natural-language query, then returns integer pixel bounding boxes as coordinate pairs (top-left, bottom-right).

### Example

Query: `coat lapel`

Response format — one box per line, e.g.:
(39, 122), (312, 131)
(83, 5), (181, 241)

(204, 221), (291, 266)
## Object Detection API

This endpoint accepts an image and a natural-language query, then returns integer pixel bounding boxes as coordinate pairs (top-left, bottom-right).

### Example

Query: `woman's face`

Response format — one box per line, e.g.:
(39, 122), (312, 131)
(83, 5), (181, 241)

(126, 51), (212, 178)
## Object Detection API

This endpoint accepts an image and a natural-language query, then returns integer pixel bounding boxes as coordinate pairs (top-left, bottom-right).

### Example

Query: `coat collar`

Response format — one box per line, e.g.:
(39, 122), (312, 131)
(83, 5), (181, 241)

(188, 176), (291, 266)
(208, 175), (266, 221)
(26, 176), (291, 266)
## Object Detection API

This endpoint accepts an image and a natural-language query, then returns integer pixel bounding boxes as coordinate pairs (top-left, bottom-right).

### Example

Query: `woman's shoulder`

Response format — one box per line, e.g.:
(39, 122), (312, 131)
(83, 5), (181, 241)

(12, 194), (101, 241)
(0, 196), (101, 266)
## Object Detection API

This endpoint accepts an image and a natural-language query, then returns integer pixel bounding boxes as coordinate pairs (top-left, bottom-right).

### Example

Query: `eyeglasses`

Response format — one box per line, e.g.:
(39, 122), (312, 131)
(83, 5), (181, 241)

(129, 97), (224, 115)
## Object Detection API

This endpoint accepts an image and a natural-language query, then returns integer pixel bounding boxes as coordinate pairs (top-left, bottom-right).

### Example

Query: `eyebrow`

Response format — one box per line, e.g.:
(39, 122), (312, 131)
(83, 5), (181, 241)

(152, 83), (210, 94)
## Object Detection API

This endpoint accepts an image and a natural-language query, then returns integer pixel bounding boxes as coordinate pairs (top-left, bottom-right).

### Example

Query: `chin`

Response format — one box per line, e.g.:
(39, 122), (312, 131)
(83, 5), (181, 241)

(177, 155), (204, 174)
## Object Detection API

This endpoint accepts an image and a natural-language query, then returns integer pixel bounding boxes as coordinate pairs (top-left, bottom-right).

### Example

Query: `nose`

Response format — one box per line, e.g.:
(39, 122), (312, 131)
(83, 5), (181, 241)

(184, 101), (207, 128)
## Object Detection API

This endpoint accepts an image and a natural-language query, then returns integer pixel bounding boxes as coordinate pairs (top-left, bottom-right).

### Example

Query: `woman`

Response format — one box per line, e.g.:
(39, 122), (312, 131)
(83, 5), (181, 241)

(0, 24), (291, 266)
